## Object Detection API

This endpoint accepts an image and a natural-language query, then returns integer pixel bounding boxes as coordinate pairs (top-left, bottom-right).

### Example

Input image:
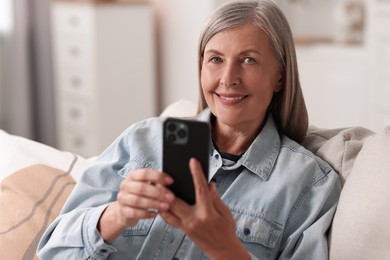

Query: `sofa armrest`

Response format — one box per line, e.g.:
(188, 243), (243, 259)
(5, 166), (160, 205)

(329, 127), (390, 259)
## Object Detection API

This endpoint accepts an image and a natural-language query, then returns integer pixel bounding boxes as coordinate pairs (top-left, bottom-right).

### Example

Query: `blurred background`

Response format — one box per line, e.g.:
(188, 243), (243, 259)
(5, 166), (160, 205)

(0, 0), (389, 157)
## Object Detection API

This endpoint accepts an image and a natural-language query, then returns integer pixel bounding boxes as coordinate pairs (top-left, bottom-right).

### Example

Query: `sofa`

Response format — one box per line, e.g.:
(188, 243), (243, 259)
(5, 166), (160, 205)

(1, 100), (389, 259)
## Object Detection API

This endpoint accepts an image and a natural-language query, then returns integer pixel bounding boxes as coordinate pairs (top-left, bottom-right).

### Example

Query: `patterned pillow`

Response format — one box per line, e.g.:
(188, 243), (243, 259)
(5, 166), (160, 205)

(0, 162), (77, 259)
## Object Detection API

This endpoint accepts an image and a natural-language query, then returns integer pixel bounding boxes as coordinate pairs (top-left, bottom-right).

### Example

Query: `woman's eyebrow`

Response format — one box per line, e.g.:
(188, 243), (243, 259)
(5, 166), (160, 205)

(204, 49), (223, 55)
(239, 49), (261, 55)
(204, 48), (261, 57)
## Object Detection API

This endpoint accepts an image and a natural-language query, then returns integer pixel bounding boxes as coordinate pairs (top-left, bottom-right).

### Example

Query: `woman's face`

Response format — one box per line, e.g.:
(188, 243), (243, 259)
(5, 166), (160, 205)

(201, 24), (282, 131)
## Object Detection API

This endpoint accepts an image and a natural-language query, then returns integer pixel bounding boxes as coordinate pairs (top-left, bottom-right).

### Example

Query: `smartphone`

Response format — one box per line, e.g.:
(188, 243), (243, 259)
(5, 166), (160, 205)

(162, 117), (210, 205)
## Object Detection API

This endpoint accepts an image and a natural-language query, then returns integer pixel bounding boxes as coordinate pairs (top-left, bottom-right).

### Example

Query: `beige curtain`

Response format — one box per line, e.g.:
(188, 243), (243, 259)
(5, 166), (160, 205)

(0, 0), (56, 146)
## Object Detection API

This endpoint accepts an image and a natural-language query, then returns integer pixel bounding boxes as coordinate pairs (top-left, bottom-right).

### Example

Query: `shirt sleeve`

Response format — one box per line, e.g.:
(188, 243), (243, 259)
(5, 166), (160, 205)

(37, 127), (133, 259)
(278, 169), (342, 260)
(37, 204), (117, 259)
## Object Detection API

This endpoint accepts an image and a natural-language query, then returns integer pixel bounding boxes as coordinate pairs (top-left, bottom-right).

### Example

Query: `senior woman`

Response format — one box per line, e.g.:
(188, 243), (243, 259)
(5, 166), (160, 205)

(38, 0), (341, 259)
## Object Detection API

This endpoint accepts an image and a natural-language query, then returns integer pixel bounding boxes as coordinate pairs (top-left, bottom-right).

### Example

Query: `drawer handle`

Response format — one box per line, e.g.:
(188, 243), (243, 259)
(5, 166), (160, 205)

(70, 77), (81, 88)
(69, 107), (81, 119)
(69, 47), (80, 57)
(72, 136), (84, 148)
(68, 16), (80, 27)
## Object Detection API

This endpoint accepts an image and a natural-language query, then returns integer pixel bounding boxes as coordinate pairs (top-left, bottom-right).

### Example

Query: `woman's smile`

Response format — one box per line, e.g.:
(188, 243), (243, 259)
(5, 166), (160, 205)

(215, 93), (249, 105)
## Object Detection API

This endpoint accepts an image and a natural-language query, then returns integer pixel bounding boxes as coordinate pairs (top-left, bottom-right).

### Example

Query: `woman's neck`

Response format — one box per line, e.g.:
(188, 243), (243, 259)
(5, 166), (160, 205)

(212, 117), (266, 155)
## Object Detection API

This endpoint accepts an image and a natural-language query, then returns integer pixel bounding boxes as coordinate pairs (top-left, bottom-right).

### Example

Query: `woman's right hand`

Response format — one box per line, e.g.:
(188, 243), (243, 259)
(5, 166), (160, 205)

(98, 168), (175, 241)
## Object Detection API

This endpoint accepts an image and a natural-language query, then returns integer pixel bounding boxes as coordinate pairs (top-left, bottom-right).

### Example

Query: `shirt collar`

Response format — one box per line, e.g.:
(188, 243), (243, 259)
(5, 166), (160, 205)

(240, 115), (280, 180)
(197, 108), (212, 122)
(199, 108), (281, 181)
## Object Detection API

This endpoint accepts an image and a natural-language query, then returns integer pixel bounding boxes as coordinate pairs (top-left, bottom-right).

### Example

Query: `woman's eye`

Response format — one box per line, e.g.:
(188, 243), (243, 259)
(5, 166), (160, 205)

(210, 57), (222, 63)
(244, 57), (255, 64)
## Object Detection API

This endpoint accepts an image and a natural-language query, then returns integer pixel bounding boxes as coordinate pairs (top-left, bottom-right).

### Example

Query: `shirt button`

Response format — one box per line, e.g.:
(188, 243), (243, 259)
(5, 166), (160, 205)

(214, 154), (220, 159)
(244, 228), (251, 236)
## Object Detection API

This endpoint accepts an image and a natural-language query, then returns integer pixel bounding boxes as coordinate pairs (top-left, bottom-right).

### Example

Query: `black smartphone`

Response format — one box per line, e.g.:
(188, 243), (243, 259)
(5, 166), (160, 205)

(162, 117), (210, 205)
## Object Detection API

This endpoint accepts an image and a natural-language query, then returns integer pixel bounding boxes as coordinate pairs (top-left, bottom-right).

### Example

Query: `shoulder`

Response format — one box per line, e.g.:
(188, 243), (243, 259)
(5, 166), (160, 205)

(120, 117), (164, 138)
(278, 134), (338, 183)
(98, 117), (164, 158)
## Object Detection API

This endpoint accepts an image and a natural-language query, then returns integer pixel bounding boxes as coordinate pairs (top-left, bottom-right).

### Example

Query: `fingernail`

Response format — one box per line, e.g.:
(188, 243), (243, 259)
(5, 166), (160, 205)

(165, 192), (174, 201)
(159, 202), (170, 210)
(165, 176), (174, 184)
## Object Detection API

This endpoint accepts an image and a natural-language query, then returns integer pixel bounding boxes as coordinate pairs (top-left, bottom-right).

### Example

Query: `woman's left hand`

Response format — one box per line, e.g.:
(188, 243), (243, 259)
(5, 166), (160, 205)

(160, 158), (250, 260)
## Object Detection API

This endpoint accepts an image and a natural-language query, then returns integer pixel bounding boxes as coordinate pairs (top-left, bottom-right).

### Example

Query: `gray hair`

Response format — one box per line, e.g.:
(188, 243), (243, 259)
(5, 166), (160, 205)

(197, 0), (308, 143)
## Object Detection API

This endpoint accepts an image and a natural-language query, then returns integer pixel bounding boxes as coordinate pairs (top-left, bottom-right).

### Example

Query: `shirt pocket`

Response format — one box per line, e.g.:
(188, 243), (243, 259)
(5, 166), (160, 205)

(116, 218), (154, 254)
(232, 210), (283, 258)
(122, 218), (154, 237)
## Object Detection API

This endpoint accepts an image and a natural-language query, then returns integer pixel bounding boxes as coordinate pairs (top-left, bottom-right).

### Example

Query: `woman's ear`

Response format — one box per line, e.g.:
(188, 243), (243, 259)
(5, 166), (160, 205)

(275, 74), (284, 93)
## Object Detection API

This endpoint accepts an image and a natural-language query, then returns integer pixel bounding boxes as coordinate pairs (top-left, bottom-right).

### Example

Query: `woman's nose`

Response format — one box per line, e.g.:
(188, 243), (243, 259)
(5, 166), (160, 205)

(220, 63), (240, 87)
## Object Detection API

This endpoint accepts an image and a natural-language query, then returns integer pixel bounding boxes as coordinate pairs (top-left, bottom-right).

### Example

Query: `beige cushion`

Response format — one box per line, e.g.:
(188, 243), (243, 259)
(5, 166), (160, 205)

(0, 164), (77, 259)
(329, 127), (390, 260)
(160, 99), (198, 118)
(302, 126), (374, 185)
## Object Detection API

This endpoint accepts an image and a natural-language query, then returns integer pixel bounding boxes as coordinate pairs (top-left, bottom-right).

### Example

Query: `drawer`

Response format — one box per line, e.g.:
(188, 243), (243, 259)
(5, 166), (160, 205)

(52, 2), (94, 36)
(59, 101), (90, 129)
(55, 39), (94, 67)
(56, 66), (95, 97)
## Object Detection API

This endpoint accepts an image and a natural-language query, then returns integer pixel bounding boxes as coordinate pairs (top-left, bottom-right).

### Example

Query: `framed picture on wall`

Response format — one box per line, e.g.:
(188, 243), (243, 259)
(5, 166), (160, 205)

(275, 0), (365, 45)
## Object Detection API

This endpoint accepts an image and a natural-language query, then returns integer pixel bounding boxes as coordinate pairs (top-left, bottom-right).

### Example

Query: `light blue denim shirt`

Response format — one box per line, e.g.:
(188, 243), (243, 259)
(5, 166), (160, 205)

(37, 109), (341, 260)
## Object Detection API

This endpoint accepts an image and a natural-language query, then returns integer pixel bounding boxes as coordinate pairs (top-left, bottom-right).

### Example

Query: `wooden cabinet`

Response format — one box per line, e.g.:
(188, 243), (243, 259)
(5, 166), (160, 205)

(51, 1), (156, 157)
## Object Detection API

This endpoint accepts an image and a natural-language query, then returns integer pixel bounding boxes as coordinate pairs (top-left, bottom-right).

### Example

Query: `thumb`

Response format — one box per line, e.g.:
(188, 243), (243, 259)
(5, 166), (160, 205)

(209, 182), (228, 212)
(209, 182), (219, 197)
(190, 158), (210, 202)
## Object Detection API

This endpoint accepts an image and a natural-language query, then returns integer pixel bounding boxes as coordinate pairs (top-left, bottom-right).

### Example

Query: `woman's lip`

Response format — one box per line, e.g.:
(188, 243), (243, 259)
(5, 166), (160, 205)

(215, 93), (248, 104)
(216, 93), (248, 101)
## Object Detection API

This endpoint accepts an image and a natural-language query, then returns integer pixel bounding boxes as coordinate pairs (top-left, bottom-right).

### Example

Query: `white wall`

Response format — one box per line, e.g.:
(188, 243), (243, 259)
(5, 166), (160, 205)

(151, 0), (216, 110)
(297, 45), (371, 129)
(0, 0), (35, 139)
(0, 41), (2, 122)
(0, 0), (13, 129)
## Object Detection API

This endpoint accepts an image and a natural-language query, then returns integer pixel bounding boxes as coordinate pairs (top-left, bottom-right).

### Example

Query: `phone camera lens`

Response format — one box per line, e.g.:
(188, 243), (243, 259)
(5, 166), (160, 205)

(167, 122), (176, 132)
(177, 129), (187, 138)
(167, 134), (176, 143)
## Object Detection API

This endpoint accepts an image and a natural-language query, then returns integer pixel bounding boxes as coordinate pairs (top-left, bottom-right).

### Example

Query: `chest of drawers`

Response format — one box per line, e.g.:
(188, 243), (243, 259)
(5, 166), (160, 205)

(51, 1), (156, 157)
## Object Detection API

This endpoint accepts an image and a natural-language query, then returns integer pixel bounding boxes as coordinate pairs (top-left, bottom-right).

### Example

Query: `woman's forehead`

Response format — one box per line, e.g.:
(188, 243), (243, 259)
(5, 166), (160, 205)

(204, 24), (271, 53)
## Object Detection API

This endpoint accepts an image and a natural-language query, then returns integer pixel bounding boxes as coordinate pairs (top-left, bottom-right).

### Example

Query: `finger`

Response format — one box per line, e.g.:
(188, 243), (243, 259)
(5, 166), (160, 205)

(189, 158), (211, 206)
(128, 169), (174, 185)
(119, 206), (158, 224)
(160, 210), (182, 229)
(209, 182), (230, 214)
(120, 180), (174, 201)
(209, 181), (219, 197)
(169, 197), (191, 215)
(117, 193), (171, 212)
